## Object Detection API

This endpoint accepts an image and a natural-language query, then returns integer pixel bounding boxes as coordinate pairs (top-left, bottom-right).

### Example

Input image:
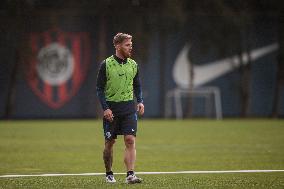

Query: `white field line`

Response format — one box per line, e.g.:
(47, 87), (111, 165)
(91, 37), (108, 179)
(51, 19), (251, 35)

(0, 170), (284, 178)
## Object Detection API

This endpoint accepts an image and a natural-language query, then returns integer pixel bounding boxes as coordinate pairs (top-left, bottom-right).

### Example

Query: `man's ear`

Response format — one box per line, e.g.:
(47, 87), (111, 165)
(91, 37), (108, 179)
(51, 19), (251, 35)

(115, 44), (121, 51)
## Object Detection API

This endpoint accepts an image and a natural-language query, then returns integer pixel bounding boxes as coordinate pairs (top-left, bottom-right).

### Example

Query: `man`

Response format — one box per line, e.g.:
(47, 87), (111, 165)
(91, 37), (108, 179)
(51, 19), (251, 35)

(96, 33), (144, 184)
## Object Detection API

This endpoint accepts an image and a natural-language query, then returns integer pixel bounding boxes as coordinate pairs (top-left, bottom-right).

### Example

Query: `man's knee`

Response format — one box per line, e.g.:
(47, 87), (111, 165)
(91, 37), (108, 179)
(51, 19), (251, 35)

(105, 139), (115, 150)
(124, 135), (135, 147)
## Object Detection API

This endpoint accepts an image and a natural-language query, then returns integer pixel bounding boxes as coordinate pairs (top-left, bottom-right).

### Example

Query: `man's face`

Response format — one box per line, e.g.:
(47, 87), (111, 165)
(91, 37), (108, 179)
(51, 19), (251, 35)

(117, 39), (132, 58)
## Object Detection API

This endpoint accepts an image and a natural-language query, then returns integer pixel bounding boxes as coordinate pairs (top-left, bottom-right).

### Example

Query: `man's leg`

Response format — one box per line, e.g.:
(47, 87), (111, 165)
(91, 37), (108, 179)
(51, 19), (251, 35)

(104, 139), (116, 183)
(124, 135), (142, 184)
(124, 135), (136, 171)
(103, 139), (115, 172)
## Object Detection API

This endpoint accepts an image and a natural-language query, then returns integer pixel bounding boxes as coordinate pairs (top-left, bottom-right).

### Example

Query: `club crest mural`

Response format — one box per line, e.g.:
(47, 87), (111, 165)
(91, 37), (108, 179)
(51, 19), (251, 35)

(26, 28), (91, 109)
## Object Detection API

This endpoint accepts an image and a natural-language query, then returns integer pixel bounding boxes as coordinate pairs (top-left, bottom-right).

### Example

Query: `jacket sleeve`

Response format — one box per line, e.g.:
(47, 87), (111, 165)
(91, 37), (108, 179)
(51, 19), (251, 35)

(96, 61), (109, 110)
(133, 65), (143, 103)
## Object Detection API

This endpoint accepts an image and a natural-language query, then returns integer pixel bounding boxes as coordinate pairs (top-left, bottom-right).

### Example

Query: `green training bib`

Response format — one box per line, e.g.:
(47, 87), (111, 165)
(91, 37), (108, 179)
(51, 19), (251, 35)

(105, 55), (137, 102)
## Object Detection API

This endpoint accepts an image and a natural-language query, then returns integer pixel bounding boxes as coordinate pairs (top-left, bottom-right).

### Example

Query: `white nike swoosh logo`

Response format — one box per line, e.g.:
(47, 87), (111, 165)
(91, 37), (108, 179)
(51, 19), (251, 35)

(173, 43), (279, 88)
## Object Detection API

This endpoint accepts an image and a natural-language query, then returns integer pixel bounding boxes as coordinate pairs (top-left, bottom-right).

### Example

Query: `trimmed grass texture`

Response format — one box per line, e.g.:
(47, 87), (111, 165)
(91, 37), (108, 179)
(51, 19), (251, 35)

(0, 119), (283, 188)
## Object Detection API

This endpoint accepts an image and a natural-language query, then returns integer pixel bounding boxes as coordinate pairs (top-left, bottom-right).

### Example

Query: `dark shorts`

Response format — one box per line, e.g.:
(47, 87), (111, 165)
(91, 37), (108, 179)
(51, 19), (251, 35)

(103, 112), (138, 140)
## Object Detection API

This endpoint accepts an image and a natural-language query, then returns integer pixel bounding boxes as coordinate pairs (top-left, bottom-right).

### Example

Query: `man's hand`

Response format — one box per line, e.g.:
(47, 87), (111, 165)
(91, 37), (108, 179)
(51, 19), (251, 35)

(137, 103), (144, 116)
(104, 109), (114, 122)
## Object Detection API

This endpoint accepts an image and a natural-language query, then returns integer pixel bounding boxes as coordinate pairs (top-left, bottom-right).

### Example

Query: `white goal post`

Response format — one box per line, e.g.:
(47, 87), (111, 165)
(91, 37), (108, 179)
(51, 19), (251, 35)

(165, 87), (222, 119)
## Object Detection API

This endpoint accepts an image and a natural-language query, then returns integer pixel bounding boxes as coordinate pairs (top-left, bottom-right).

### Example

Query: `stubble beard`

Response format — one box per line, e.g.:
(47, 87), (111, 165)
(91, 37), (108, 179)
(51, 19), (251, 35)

(122, 50), (131, 59)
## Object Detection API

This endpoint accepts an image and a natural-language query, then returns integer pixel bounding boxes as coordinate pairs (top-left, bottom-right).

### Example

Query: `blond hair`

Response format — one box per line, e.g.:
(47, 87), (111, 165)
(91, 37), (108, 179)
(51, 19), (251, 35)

(113, 33), (132, 46)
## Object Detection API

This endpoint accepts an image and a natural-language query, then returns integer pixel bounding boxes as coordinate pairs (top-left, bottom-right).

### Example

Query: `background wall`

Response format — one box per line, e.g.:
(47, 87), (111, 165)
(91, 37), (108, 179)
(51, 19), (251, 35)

(0, 0), (283, 119)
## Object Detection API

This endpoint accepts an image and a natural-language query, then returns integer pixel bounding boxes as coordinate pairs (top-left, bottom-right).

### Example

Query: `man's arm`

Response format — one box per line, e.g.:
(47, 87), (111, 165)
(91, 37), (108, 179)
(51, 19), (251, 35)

(133, 65), (143, 103)
(133, 65), (144, 115)
(96, 61), (109, 111)
(96, 61), (114, 121)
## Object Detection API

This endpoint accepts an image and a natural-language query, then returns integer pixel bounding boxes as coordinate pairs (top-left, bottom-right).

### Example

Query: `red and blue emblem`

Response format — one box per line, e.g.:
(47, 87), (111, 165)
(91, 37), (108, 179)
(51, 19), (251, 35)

(26, 28), (91, 109)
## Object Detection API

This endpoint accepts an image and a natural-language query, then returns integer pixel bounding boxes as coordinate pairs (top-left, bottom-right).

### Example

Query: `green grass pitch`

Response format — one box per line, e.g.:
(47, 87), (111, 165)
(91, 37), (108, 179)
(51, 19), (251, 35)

(0, 119), (283, 188)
